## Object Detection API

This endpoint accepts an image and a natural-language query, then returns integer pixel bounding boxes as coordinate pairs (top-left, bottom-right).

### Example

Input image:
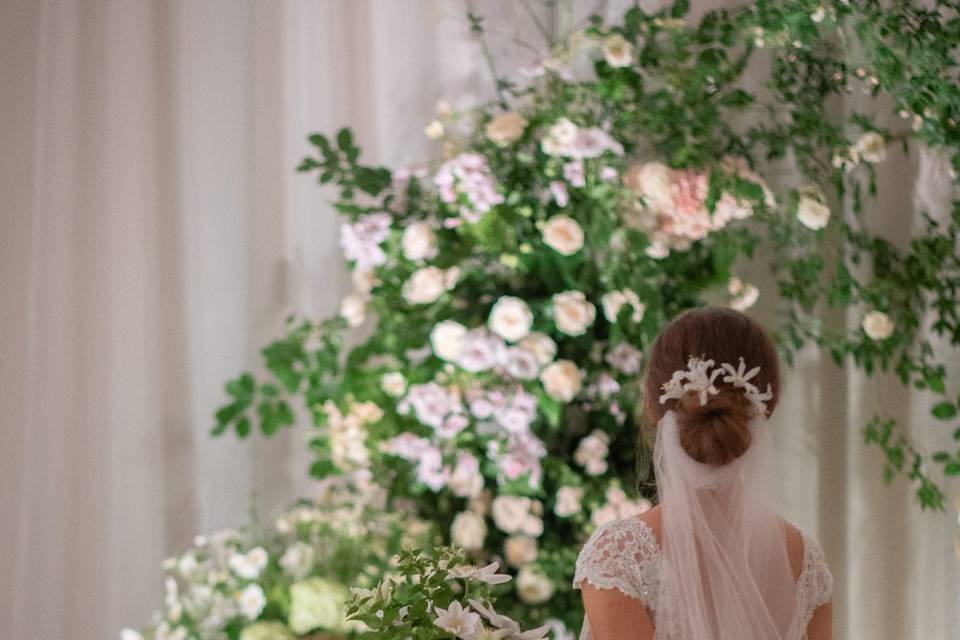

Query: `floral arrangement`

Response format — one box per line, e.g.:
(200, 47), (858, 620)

(121, 475), (434, 640)
(348, 546), (556, 640)
(208, 0), (960, 631)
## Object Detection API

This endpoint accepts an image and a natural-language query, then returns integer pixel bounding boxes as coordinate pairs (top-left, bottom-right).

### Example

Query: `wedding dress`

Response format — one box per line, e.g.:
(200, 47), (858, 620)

(572, 412), (833, 639)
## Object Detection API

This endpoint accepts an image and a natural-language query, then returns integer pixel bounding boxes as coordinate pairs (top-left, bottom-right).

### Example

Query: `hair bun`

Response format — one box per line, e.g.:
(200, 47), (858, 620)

(675, 386), (754, 466)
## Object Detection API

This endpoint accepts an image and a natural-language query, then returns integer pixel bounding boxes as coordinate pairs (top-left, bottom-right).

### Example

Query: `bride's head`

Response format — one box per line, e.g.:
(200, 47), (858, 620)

(643, 308), (780, 466)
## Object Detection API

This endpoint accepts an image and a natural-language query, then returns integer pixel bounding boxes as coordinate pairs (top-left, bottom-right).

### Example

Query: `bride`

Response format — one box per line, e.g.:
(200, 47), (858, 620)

(573, 308), (833, 639)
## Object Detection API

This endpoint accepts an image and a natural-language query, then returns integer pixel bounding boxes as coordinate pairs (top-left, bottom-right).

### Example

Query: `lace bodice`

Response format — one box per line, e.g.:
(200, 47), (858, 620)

(572, 517), (833, 640)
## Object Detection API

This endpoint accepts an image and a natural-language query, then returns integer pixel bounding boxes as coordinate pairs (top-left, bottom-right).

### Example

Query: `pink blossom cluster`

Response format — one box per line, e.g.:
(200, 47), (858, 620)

(397, 382), (468, 439)
(487, 430), (547, 488)
(457, 328), (508, 372)
(625, 160), (770, 257)
(378, 433), (449, 491)
(433, 152), (504, 223)
(339, 212), (391, 269)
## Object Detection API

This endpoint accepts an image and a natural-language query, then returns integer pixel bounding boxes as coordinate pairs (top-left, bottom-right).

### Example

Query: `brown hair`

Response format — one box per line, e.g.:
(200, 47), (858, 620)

(643, 308), (780, 466)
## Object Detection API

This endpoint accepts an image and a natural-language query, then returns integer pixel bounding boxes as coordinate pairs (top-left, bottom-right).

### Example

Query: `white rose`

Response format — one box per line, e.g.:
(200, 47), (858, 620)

(120, 630), (144, 640)
(602, 33), (634, 68)
(601, 289), (645, 323)
(854, 131), (887, 163)
(552, 290), (596, 336)
(491, 495), (531, 534)
(237, 584), (267, 620)
(424, 119), (444, 139)
(542, 215), (585, 256)
(381, 372), (407, 397)
(796, 196), (831, 230)
(488, 296), (534, 342)
(516, 566), (555, 604)
(451, 511), (487, 551)
(539, 360), (584, 403)
(486, 112), (528, 146)
(430, 320), (468, 361)
(862, 310), (894, 340)
(554, 486), (584, 517)
(504, 536), (539, 568)
(518, 332), (557, 366)
(339, 293), (366, 327)
(403, 266), (455, 304)
(401, 223), (438, 261)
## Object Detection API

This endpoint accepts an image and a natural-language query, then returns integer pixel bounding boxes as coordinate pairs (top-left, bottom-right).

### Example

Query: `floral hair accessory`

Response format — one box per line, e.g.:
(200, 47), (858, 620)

(658, 356), (773, 416)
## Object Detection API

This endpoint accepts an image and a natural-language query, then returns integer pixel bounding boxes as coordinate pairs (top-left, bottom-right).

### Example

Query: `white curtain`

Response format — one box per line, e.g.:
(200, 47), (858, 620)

(0, 1), (956, 639)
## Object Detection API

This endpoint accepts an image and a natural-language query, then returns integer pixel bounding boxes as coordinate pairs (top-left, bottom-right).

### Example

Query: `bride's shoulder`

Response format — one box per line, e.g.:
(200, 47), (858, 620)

(578, 507), (663, 558)
(780, 520), (832, 585)
(573, 510), (663, 605)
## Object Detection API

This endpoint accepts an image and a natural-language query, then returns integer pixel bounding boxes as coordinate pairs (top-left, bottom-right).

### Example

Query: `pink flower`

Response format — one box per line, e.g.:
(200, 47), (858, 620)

(339, 213), (392, 269)
(563, 160), (586, 187)
(433, 152), (504, 223)
(606, 342), (643, 375)
(457, 328), (507, 372)
(398, 382), (462, 431)
(550, 181), (569, 207)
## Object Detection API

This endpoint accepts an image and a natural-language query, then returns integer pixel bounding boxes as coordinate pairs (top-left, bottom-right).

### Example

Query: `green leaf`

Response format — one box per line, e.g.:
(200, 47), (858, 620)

(931, 401), (956, 420)
(944, 461), (960, 476)
(336, 128), (354, 151)
(236, 416), (251, 439)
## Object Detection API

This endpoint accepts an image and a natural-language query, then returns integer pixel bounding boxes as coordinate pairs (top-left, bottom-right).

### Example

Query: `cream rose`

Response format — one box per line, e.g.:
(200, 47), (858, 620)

(402, 266), (457, 304)
(381, 372), (407, 397)
(450, 511), (487, 551)
(728, 277), (760, 312)
(339, 293), (366, 328)
(401, 223), (437, 261)
(796, 196), (831, 230)
(519, 332), (558, 366)
(424, 119), (444, 140)
(552, 290), (596, 336)
(854, 131), (887, 163)
(862, 310), (894, 340)
(554, 486), (584, 517)
(516, 566), (555, 604)
(539, 360), (584, 403)
(430, 320), (468, 362)
(542, 215), (584, 256)
(488, 296), (534, 342)
(486, 111), (528, 146)
(504, 535), (539, 568)
(601, 289), (645, 323)
(624, 161), (673, 210)
(602, 33), (634, 68)
(351, 268), (378, 295)
(491, 495), (532, 534)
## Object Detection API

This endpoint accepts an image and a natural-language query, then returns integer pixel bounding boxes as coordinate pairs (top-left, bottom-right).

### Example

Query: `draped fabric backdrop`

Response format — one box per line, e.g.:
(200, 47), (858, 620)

(1, 1), (957, 639)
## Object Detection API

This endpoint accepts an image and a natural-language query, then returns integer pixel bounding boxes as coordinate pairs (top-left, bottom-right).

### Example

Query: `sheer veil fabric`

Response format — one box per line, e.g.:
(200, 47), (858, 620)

(652, 411), (797, 639)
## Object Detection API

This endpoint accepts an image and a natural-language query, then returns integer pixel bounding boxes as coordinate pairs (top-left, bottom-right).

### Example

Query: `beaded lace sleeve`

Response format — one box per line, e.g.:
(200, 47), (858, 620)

(572, 517), (661, 611)
(799, 533), (833, 608)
